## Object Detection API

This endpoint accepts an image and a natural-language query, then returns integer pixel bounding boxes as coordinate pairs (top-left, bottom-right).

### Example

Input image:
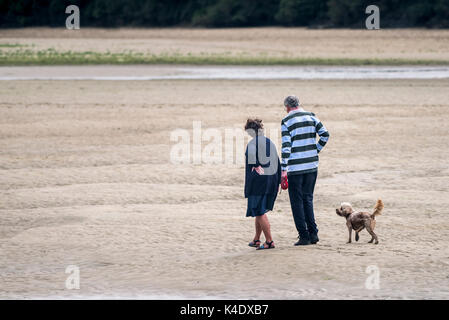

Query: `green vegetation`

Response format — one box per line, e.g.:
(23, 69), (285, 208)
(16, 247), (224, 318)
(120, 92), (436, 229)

(1, 0), (448, 28)
(0, 43), (27, 48)
(1, 48), (448, 66)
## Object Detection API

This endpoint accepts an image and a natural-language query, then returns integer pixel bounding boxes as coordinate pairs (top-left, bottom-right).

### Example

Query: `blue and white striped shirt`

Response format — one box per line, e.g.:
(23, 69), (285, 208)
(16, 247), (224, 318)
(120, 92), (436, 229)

(281, 109), (329, 175)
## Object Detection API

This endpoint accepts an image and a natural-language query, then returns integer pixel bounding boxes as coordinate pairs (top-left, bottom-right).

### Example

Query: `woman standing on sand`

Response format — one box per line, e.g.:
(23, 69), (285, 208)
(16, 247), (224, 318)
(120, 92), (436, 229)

(244, 119), (281, 250)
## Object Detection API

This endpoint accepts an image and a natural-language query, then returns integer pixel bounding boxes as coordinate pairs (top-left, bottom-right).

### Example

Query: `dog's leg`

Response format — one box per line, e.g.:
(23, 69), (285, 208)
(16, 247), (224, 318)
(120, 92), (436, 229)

(355, 227), (364, 242)
(346, 224), (352, 243)
(366, 225), (378, 244)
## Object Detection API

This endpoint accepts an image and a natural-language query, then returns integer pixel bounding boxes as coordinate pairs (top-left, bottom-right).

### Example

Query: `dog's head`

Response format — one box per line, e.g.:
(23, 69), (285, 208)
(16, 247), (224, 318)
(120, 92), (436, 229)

(336, 202), (353, 218)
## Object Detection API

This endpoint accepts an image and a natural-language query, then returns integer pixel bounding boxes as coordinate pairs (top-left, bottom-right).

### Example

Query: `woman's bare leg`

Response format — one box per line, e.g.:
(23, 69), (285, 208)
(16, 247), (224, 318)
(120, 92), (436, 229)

(256, 214), (273, 243)
(254, 218), (262, 241)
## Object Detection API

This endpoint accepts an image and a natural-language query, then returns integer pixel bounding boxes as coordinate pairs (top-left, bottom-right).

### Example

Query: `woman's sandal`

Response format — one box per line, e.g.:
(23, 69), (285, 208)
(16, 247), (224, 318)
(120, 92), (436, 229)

(248, 239), (261, 247)
(256, 241), (275, 250)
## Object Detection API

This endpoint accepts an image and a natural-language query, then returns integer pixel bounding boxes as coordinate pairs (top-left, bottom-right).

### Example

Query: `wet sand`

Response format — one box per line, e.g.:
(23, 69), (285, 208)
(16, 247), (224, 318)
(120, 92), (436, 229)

(1, 78), (448, 299)
(1, 65), (449, 80)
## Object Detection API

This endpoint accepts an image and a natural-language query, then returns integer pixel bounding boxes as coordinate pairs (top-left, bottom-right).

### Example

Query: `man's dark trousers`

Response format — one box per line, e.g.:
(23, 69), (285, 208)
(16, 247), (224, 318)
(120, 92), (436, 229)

(287, 171), (318, 240)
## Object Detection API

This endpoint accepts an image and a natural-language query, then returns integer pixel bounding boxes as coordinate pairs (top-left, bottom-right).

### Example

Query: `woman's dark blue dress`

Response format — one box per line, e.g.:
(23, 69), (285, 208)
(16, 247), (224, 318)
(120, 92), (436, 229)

(244, 135), (281, 217)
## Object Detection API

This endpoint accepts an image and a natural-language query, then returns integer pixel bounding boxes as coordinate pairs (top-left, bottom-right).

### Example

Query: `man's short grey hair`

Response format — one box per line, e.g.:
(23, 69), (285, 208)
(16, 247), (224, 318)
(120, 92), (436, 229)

(284, 95), (300, 108)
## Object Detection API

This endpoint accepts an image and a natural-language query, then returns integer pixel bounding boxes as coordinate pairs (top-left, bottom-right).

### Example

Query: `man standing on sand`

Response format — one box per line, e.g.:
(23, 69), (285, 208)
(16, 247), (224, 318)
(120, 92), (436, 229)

(281, 95), (329, 246)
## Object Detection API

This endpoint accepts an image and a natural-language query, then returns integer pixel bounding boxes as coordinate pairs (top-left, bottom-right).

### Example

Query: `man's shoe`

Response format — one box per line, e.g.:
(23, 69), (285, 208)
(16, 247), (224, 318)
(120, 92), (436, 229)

(310, 234), (319, 244)
(294, 238), (311, 246)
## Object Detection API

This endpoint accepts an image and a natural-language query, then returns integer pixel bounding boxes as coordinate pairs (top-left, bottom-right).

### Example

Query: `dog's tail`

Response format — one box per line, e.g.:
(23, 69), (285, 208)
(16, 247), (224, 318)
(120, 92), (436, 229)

(371, 199), (384, 218)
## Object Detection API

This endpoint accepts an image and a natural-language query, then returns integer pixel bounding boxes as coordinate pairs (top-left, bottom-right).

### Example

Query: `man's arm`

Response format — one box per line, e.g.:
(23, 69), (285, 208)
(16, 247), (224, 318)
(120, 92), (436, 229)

(313, 116), (330, 153)
(281, 121), (291, 175)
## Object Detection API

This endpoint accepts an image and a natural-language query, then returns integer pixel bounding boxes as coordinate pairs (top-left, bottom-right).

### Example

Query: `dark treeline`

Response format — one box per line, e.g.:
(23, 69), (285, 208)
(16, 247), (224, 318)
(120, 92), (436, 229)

(1, 0), (448, 28)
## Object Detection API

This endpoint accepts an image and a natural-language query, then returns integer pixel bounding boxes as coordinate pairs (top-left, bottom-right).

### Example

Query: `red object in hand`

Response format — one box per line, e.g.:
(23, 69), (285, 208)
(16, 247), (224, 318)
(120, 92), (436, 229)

(281, 176), (289, 190)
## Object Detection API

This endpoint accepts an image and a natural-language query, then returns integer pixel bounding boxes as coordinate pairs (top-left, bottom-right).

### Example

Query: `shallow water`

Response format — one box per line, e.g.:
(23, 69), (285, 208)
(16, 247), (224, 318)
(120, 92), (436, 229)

(1, 65), (449, 80)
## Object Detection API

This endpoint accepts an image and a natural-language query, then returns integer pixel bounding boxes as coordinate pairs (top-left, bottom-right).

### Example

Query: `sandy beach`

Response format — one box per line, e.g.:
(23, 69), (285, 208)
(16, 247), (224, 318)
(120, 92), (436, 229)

(1, 77), (448, 299)
(1, 28), (449, 63)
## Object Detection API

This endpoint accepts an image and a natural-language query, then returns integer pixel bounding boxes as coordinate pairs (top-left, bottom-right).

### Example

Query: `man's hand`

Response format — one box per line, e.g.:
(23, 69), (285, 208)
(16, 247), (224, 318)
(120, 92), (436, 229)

(252, 166), (265, 175)
(281, 170), (287, 178)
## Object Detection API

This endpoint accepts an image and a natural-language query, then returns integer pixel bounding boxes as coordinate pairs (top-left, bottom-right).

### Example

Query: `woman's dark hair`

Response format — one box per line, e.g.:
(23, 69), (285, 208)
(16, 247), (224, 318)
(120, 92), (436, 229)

(244, 118), (263, 135)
